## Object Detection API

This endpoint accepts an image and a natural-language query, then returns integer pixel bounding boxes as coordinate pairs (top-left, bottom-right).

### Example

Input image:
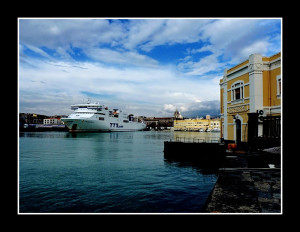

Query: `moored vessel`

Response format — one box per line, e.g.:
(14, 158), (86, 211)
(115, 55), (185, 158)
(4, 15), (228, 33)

(61, 100), (146, 132)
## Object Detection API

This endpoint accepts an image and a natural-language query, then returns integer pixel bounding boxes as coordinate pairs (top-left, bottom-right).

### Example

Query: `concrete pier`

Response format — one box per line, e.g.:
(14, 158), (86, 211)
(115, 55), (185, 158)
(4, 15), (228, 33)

(202, 149), (281, 213)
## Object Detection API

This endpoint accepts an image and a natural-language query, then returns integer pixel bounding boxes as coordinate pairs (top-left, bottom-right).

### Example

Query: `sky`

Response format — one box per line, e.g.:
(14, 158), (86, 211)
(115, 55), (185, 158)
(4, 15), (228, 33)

(18, 18), (281, 117)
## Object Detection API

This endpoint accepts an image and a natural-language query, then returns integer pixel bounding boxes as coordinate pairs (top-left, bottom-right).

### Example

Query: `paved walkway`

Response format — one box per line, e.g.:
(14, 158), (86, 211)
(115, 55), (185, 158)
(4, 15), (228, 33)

(203, 149), (281, 213)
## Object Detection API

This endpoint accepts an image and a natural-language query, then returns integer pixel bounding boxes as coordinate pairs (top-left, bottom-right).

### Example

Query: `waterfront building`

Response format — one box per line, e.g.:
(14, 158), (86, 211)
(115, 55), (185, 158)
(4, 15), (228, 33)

(144, 117), (174, 129)
(19, 113), (48, 124)
(174, 116), (221, 131)
(219, 52), (281, 144)
(43, 118), (63, 125)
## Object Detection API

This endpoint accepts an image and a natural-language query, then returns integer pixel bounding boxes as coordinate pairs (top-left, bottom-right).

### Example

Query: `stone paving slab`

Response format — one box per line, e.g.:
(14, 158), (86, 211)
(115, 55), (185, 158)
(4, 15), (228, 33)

(203, 149), (281, 213)
(204, 169), (281, 213)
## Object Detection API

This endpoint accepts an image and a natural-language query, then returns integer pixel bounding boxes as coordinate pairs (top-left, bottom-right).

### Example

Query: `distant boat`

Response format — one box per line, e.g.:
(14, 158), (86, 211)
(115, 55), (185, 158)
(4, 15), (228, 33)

(61, 100), (146, 132)
(199, 128), (204, 132)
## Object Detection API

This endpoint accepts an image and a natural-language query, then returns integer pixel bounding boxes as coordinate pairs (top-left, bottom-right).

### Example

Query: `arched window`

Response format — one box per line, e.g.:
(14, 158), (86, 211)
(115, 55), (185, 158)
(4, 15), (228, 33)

(231, 81), (244, 102)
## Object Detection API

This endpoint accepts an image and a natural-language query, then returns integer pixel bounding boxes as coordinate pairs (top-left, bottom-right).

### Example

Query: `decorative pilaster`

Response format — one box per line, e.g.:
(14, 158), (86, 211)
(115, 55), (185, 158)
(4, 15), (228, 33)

(222, 68), (228, 140)
(249, 54), (263, 113)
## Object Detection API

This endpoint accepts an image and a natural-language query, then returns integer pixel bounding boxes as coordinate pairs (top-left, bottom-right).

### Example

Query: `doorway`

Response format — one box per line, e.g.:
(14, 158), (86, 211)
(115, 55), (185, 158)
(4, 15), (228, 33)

(235, 119), (241, 144)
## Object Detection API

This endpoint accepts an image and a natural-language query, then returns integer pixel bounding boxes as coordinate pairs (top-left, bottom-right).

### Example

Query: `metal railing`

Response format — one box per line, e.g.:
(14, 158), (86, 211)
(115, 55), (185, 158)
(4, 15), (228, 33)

(169, 137), (221, 143)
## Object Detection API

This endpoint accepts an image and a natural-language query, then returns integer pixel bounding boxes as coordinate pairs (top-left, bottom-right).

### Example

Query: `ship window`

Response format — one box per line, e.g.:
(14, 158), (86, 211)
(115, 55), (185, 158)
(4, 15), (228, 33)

(123, 120), (129, 123)
(98, 117), (105, 120)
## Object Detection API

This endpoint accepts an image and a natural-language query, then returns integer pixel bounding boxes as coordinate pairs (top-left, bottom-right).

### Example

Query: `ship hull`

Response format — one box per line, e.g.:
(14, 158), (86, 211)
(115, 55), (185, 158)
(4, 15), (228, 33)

(61, 118), (146, 132)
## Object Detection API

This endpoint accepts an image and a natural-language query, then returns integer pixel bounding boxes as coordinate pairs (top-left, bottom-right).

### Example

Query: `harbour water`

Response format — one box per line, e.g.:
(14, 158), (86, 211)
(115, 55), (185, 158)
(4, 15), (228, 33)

(19, 131), (220, 213)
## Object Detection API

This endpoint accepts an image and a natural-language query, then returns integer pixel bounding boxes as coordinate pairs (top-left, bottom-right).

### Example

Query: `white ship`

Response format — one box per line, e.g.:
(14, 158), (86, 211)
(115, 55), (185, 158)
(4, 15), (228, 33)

(61, 100), (146, 132)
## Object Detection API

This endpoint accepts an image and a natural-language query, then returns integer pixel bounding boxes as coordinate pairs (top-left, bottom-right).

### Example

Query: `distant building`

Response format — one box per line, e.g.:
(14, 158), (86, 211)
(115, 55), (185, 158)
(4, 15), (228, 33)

(19, 113), (48, 124)
(144, 117), (174, 128)
(174, 117), (221, 131)
(220, 52), (281, 144)
(174, 109), (183, 120)
(43, 118), (62, 125)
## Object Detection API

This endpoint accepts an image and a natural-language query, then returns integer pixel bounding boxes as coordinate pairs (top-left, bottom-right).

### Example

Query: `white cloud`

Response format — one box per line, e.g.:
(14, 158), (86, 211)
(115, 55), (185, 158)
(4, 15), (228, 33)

(200, 18), (281, 61)
(163, 104), (177, 112)
(19, 56), (219, 116)
(85, 47), (159, 68)
(18, 18), (281, 117)
(176, 18), (281, 76)
(23, 44), (53, 59)
(19, 19), (125, 48)
(136, 19), (210, 52)
(19, 18), (281, 74)
(177, 52), (224, 76)
(118, 19), (213, 52)
(238, 40), (270, 60)
(122, 19), (167, 50)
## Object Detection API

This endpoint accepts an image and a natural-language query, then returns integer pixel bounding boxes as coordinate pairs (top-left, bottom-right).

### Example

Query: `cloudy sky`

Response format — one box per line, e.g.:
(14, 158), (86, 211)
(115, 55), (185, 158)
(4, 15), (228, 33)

(18, 18), (281, 117)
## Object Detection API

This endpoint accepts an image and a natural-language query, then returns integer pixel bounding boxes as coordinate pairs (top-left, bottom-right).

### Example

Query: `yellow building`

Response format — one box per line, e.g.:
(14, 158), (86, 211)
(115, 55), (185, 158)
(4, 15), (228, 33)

(220, 52), (281, 143)
(174, 117), (221, 131)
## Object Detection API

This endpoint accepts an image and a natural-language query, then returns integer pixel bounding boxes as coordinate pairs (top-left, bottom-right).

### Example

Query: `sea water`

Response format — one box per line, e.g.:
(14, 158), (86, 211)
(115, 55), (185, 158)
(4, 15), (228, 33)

(19, 131), (219, 213)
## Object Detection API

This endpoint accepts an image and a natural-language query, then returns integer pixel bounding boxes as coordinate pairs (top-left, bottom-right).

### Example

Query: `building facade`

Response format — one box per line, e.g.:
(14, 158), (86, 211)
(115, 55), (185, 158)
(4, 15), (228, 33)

(19, 113), (48, 124)
(43, 118), (62, 125)
(144, 117), (174, 129)
(174, 116), (221, 131)
(220, 52), (281, 143)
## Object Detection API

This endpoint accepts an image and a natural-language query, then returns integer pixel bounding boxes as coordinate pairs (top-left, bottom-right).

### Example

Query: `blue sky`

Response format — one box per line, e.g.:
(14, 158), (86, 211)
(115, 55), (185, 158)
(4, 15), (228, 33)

(19, 18), (281, 117)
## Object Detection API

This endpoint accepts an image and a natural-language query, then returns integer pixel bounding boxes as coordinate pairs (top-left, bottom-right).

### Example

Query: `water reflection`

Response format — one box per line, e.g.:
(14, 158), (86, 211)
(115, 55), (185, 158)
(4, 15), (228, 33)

(19, 131), (69, 138)
(164, 156), (220, 175)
